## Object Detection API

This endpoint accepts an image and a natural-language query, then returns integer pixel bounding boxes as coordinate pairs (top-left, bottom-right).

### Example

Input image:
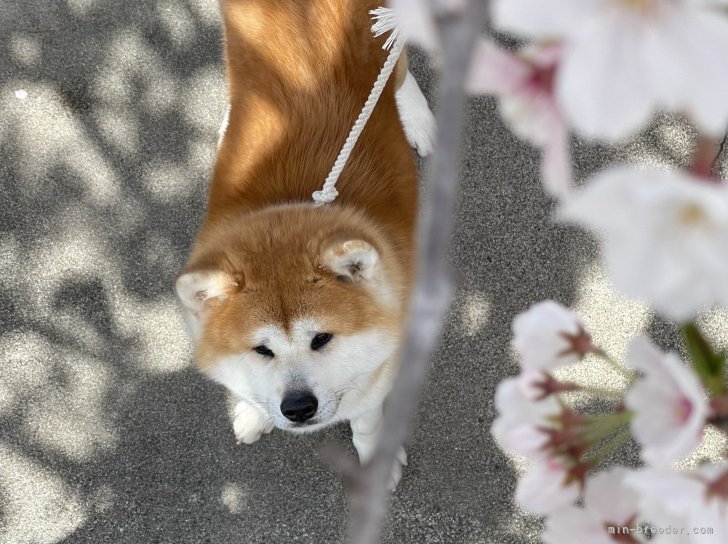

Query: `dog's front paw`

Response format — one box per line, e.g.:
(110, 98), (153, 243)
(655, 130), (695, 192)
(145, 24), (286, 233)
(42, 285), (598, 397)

(388, 447), (408, 490)
(396, 72), (436, 157)
(400, 104), (436, 158)
(232, 401), (273, 444)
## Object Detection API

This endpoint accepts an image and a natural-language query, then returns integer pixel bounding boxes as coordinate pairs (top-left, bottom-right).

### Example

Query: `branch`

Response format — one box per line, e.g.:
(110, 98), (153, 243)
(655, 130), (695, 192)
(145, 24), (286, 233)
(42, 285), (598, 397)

(346, 2), (489, 543)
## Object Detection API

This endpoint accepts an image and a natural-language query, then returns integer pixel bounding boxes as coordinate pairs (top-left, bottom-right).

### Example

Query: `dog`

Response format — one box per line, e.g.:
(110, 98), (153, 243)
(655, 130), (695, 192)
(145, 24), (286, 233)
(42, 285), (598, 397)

(176, 0), (435, 487)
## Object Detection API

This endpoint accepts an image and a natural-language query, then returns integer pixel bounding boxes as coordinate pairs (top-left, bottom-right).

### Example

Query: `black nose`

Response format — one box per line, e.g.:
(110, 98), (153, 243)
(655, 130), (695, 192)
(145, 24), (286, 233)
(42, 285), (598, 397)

(280, 391), (318, 423)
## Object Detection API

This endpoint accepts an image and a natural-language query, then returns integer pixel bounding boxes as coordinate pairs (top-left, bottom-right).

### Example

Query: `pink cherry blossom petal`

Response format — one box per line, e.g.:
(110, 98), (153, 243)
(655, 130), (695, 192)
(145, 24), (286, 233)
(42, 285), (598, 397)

(468, 41), (573, 197)
(625, 336), (708, 466)
(466, 39), (532, 95)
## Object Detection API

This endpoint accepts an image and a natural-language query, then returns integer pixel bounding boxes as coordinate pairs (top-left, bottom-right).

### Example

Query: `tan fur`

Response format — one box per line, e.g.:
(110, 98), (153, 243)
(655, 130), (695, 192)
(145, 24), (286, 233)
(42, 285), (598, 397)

(182, 0), (418, 368)
(189, 205), (405, 369)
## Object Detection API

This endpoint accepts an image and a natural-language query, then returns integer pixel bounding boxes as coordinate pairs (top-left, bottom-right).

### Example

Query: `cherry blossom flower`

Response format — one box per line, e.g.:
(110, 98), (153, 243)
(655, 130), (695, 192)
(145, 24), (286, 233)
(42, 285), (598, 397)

(512, 300), (593, 371)
(492, 377), (597, 517)
(491, 0), (728, 140)
(624, 336), (708, 466)
(491, 377), (560, 459)
(516, 369), (577, 401)
(516, 458), (581, 515)
(627, 463), (728, 543)
(543, 468), (641, 544)
(467, 40), (572, 198)
(559, 166), (728, 322)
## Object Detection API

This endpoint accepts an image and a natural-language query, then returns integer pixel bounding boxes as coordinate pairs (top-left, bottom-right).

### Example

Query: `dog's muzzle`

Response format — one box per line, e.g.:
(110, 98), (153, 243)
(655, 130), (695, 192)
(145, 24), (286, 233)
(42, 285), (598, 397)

(280, 391), (318, 423)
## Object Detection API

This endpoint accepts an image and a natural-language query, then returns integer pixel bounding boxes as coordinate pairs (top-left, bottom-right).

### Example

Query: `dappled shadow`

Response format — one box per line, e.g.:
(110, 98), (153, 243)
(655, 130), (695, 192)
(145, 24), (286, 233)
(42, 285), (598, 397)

(53, 278), (116, 336)
(0, 1), (709, 543)
(2, 0), (225, 541)
(48, 366), (352, 544)
(0, 0), (409, 542)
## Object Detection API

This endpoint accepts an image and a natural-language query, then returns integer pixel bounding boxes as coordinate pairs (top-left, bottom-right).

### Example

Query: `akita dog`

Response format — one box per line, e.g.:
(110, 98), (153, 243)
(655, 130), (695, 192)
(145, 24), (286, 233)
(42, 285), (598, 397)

(176, 0), (434, 486)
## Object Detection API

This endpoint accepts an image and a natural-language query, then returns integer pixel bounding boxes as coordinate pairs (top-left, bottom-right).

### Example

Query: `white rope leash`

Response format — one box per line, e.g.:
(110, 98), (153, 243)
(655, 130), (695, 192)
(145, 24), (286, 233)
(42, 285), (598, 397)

(312, 7), (403, 205)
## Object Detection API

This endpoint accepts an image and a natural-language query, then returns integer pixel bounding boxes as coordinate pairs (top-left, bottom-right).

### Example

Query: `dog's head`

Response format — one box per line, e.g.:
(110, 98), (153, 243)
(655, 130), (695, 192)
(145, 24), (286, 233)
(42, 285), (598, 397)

(176, 204), (408, 431)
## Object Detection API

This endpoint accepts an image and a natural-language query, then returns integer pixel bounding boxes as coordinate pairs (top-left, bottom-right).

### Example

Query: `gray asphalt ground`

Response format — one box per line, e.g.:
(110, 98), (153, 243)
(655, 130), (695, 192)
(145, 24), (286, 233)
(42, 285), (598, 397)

(2, 1), (728, 544)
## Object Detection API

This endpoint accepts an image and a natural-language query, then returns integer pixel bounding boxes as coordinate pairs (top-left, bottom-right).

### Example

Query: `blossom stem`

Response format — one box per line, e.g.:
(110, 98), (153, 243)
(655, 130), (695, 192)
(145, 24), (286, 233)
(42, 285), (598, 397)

(585, 427), (631, 466)
(582, 411), (633, 443)
(681, 323), (726, 396)
(573, 384), (624, 400)
(593, 348), (635, 382)
(709, 395), (728, 418)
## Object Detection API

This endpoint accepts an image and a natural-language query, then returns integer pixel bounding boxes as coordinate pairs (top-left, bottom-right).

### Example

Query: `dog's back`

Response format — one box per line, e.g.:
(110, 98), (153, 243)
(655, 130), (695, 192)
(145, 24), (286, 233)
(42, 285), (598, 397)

(207, 0), (418, 262)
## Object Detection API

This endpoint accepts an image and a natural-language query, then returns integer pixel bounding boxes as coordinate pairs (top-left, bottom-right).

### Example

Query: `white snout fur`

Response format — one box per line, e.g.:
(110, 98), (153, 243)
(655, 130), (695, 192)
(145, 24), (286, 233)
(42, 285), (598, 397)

(207, 319), (398, 432)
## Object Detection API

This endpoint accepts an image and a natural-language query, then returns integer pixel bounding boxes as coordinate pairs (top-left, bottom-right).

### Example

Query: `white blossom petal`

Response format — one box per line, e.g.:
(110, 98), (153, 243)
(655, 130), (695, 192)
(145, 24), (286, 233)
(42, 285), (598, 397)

(670, 10), (728, 136)
(540, 119), (573, 199)
(490, 0), (594, 39)
(512, 300), (586, 370)
(556, 15), (656, 141)
(491, 377), (559, 458)
(625, 337), (708, 466)
(543, 505), (610, 544)
(516, 369), (548, 401)
(558, 166), (728, 321)
(583, 468), (641, 526)
(543, 468), (640, 544)
(468, 42), (565, 147)
(626, 464), (728, 543)
(516, 459), (580, 515)
(468, 41), (573, 197)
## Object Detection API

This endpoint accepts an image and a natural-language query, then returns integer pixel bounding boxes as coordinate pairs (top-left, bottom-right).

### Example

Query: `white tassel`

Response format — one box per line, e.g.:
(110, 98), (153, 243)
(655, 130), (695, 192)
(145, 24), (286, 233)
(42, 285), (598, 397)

(370, 7), (400, 51)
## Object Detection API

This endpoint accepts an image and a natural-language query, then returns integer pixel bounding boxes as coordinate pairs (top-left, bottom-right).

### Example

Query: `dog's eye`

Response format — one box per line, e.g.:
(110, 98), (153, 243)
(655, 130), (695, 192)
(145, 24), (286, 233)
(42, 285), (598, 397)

(311, 333), (333, 351)
(253, 345), (274, 357)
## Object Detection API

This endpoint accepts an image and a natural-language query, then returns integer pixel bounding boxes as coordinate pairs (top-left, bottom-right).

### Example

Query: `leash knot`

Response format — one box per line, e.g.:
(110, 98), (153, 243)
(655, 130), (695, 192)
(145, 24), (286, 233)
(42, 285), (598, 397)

(312, 188), (339, 205)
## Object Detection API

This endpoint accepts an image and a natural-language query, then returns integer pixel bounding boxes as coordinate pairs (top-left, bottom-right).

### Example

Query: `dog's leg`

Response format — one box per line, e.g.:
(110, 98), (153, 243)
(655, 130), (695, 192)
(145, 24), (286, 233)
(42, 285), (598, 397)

(395, 70), (436, 157)
(350, 406), (408, 489)
(232, 399), (273, 444)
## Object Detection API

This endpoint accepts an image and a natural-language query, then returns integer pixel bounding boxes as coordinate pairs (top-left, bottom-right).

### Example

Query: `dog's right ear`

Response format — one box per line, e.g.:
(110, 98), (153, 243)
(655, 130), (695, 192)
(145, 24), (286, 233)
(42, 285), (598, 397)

(176, 269), (239, 318)
(321, 240), (380, 282)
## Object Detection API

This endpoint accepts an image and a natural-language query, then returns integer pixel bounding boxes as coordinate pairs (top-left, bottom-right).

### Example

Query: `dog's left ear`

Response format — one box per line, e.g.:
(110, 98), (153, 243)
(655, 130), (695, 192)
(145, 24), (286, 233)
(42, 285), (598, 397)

(322, 240), (379, 281)
(176, 269), (241, 340)
(176, 269), (239, 314)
